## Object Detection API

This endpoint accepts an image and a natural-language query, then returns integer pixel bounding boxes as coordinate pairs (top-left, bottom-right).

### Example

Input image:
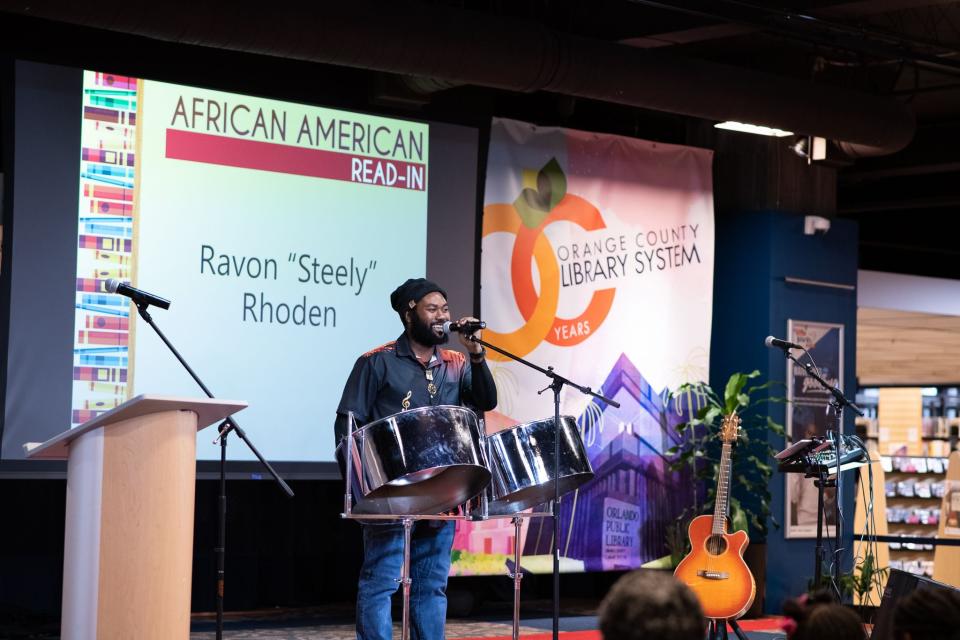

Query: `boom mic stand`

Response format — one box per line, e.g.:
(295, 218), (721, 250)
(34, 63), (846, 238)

(779, 347), (862, 595)
(466, 335), (618, 640)
(133, 300), (295, 640)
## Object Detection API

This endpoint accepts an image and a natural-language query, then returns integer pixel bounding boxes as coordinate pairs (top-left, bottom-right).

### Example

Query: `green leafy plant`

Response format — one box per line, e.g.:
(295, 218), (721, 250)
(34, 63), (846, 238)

(665, 370), (786, 561)
(809, 550), (889, 609)
(851, 551), (888, 607)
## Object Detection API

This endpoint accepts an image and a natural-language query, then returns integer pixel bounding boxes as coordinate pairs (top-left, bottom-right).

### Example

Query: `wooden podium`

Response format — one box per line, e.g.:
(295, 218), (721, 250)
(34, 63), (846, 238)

(24, 395), (247, 640)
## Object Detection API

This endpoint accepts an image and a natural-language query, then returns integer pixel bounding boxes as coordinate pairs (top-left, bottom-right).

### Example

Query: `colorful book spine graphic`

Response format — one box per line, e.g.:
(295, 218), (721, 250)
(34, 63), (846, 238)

(78, 235), (132, 252)
(81, 147), (136, 167)
(87, 94), (136, 111)
(91, 251), (131, 265)
(87, 382), (127, 395)
(81, 294), (128, 307)
(85, 315), (130, 331)
(94, 72), (137, 91)
(77, 330), (127, 346)
(88, 199), (133, 216)
(84, 164), (134, 178)
(83, 222), (132, 238)
(71, 70), (140, 427)
(92, 266), (131, 280)
(92, 120), (135, 139)
(84, 106), (136, 126)
(83, 184), (133, 202)
(73, 366), (128, 382)
(77, 355), (128, 367)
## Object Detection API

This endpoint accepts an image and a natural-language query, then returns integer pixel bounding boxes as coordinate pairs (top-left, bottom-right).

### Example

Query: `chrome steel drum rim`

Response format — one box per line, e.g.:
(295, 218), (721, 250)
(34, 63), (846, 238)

(343, 405), (490, 515)
(485, 414), (594, 515)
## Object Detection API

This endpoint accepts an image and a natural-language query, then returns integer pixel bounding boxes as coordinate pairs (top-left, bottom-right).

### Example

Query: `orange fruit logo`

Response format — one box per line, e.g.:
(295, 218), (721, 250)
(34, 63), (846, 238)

(482, 159), (615, 361)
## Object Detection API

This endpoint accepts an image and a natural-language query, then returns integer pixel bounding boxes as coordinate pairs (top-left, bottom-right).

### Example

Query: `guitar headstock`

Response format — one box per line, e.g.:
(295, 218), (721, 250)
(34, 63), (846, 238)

(720, 412), (741, 444)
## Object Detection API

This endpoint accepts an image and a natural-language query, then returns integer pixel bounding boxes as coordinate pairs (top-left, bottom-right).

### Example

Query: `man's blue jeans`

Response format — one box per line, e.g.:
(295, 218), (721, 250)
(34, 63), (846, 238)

(357, 520), (455, 640)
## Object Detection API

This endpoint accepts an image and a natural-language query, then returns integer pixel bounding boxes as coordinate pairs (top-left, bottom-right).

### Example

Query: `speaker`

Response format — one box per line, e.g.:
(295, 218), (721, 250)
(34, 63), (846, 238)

(871, 569), (960, 640)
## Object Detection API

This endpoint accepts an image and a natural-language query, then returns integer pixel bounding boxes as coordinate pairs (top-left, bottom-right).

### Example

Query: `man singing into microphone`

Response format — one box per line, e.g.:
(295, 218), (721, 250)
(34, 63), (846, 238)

(335, 277), (497, 640)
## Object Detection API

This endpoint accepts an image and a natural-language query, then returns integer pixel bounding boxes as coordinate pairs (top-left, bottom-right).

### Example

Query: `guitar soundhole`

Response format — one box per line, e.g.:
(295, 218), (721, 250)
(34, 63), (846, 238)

(706, 534), (728, 556)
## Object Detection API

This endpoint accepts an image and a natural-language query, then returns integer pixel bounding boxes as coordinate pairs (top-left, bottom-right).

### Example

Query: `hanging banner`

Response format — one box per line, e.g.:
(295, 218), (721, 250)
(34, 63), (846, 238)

(451, 118), (715, 575)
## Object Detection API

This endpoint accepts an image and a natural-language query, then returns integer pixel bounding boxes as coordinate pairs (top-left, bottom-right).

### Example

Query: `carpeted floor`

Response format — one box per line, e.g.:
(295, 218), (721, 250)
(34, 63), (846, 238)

(187, 611), (789, 639)
(0, 603), (790, 638)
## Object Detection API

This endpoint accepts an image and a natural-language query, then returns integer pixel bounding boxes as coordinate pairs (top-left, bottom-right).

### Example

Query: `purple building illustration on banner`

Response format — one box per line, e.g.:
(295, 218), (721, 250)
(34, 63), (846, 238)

(523, 353), (694, 570)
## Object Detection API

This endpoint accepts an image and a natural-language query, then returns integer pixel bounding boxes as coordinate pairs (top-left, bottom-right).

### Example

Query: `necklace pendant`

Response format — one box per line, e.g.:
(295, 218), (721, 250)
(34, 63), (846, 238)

(427, 383), (438, 397)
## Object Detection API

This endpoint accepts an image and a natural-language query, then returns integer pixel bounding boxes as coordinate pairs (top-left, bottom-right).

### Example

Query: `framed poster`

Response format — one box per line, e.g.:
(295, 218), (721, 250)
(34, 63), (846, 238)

(784, 320), (844, 539)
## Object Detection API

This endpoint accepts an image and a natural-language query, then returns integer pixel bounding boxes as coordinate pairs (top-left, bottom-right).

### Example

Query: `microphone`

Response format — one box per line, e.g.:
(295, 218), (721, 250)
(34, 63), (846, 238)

(443, 319), (486, 335)
(105, 278), (171, 310)
(764, 335), (802, 350)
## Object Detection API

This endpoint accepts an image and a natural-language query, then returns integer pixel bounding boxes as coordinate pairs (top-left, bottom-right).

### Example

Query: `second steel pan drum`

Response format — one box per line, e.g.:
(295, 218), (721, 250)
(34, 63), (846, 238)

(342, 405), (490, 516)
(486, 415), (594, 515)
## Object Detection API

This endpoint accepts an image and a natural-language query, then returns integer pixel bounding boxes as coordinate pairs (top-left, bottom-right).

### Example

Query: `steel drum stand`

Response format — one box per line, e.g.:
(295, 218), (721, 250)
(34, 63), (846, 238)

(342, 509), (465, 640)
(341, 411), (469, 640)
(469, 440), (553, 640)
(341, 412), (553, 640)
(473, 511), (553, 640)
(465, 336), (619, 640)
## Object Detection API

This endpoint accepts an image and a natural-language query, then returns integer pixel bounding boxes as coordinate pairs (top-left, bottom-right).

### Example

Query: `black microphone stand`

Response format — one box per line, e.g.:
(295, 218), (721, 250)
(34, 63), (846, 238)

(780, 347), (862, 596)
(467, 334), (618, 640)
(133, 301), (295, 640)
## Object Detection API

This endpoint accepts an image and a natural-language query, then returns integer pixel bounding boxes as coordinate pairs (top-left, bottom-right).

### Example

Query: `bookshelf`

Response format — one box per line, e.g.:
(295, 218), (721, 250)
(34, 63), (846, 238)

(853, 451), (959, 596)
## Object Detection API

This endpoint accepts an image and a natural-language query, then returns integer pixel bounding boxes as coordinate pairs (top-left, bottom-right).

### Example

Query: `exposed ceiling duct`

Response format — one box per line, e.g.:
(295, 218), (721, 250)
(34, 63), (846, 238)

(0, 1), (916, 155)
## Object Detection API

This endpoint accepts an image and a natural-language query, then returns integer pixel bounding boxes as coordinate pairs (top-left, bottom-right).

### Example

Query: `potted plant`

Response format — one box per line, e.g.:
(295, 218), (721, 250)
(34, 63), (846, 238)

(664, 370), (786, 614)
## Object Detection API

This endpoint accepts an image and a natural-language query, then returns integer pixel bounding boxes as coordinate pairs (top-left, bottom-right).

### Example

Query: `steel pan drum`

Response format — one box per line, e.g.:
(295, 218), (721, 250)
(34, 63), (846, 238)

(486, 415), (594, 515)
(341, 405), (490, 516)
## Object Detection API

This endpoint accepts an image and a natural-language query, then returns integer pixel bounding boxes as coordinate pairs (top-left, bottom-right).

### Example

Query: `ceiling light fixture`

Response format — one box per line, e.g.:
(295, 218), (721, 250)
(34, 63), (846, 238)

(790, 135), (829, 164)
(714, 121), (793, 137)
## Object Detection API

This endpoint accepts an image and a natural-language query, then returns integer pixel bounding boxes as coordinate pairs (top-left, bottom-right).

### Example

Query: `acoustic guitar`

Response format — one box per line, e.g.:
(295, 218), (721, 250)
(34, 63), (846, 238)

(673, 412), (756, 620)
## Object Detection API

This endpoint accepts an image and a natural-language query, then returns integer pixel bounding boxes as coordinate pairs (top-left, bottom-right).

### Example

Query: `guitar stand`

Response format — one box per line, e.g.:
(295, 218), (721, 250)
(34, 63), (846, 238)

(707, 618), (749, 640)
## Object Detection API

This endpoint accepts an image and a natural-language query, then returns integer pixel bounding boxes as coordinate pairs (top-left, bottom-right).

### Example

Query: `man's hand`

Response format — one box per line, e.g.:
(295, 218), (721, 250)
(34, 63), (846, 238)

(456, 316), (483, 354)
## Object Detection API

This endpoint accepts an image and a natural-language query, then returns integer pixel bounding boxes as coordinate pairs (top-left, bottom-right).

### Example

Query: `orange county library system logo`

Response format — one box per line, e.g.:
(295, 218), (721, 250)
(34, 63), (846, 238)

(483, 159), (615, 361)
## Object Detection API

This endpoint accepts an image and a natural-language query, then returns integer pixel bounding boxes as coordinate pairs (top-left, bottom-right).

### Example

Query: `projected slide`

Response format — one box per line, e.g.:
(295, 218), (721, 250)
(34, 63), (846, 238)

(72, 71), (429, 462)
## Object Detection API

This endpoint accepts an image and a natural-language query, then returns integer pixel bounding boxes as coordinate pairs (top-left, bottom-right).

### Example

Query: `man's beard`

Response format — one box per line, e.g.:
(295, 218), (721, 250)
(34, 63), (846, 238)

(409, 315), (448, 346)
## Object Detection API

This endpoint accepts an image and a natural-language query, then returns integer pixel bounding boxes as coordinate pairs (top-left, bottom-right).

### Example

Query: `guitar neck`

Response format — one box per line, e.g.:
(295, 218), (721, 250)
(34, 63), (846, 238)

(711, 441), (733, 534)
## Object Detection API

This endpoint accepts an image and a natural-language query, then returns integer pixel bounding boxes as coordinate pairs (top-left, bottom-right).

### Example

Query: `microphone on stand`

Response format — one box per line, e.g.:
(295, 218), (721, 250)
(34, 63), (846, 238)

(104, 278), (171, 310)
(443, 319), (486, 335)
(764, 335), (802, 350)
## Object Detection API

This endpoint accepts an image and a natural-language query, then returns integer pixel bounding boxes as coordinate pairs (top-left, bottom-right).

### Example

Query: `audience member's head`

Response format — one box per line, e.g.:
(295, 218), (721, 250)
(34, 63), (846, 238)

(598, 570), (705, 640)
(893, 587), (960, 640)
(781, 591), (866, 640)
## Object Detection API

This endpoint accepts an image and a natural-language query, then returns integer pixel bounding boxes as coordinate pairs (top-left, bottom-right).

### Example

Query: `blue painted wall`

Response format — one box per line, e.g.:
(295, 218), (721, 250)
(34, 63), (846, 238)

(710, 211), (859, 613)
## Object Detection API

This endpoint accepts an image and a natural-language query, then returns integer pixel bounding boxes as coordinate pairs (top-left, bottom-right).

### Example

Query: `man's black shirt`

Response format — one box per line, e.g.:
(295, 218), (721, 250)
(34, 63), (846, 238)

(335, 332), (497, 442)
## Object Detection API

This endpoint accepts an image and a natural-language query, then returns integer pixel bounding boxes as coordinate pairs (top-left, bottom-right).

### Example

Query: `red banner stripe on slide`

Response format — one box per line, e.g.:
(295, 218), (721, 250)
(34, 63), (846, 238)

(165, 129), (426, 190)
